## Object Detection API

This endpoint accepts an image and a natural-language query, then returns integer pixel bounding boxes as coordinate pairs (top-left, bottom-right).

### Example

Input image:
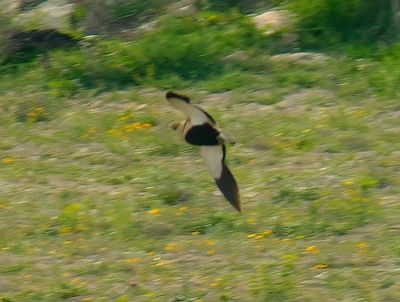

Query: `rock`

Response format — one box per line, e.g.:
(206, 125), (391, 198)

(276, 89), (335, 111)
(240, 102), (273, 112)
(135, 19), (159, 34)
(19, 0), (47, 11)
(13, 0), (74, 31)
(251, 10), (293, 36)
(270, 52), (329, 66)
(222, 51), (249, 64)
(128, 280), (139, 287)
(168, 0), (197, 17)
(0, 0), (21, 14)
(200, 92), (232, 108)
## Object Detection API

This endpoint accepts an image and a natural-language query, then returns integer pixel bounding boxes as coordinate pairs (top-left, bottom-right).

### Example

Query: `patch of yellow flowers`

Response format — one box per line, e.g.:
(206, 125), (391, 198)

(27, 107), (47, 122)
(2, 157), (15, 164)
(305, 245), (320, 254)
(148, 208), (160, 215)
(107, 121), (152, 140)
(247, 229), (273, 239)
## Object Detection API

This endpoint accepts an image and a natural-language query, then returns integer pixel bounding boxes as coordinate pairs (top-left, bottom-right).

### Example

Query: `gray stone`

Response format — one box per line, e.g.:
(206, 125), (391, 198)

(270, 52), (329, 66)
(222, 51), (250, 64)
(13, 0), (74, 30)
(0, 0), (21, 14)
(251, 10), (293, 36)
(168, 0), (197, 17)
(276, 89), (335, 113)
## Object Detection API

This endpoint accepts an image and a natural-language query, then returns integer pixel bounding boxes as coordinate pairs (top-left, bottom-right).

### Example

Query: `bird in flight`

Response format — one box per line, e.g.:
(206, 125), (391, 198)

(165, 91), (241, 212)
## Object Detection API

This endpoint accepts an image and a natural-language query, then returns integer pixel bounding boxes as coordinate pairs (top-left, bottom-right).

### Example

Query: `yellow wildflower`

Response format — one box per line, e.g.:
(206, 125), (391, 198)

(107, 129), (122, 137)
(124, 122), (152, 132)
(71, 277), (84, 286)
(281, 254), (298, 262)
(312, 263), (328, 269)
(0, 203), (10, 209)
(141, 123), (152, 129)
(206, 250), (215, 256)
(305, 245), (320, 254)
(260, 229), (273, 237)
(153, 259), (169, 266)
(124, 123), (139, 132)
(27, 111), (37, 119)
(27, 107), (46, 122)
(59, 226), (72, 234)
(246, 217), (256, 224)
(118, 112), (132, 121)
(356, 109), (365, 117)
(176, 206), (188, 216)
(357, 242), (368, 250)
(342, 179), (354, 186)
(124, 257), (142, 264)
(248, 229), (273, 239)
(148, 208), (160, 215)
(210, 277), (222, 288)
(179, 206), (188, 212)
(164, 243), (180, 252)
(205, 240), (215, 246)
(2, 157), (15, 164)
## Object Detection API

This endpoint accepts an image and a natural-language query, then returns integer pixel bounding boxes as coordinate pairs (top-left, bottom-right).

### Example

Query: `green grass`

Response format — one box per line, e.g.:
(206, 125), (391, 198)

(1, 71), (399, 301)
(286, 0), (397, 46)
(1, 7), (400, 302)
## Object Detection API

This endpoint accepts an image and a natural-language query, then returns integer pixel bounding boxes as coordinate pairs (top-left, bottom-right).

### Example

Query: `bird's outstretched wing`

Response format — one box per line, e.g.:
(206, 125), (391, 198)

(166, 91), (216, 126)
(200, 145), (241, 212)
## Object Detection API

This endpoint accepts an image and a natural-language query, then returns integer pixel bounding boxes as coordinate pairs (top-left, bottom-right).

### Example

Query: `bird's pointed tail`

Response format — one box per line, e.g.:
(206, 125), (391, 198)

(215, 163), (241, 212)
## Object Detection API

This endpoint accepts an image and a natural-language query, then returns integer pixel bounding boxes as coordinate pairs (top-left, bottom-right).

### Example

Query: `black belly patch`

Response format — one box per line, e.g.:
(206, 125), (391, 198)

(185, 124), (220, 146)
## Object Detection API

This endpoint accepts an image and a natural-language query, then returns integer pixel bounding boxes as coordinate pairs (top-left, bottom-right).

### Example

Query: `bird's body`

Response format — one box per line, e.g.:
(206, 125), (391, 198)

(166, 91), (241, 212)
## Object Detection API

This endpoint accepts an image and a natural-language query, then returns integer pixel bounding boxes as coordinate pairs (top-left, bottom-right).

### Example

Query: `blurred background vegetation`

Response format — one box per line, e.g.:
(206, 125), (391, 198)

(1, 0), (400, 92)
(0, 0), (398, 98)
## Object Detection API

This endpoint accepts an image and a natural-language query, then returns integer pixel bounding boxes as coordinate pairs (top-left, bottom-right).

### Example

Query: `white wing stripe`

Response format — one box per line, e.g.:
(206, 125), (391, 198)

(167, 97), (213, 126)
(200, 145), (223, 179)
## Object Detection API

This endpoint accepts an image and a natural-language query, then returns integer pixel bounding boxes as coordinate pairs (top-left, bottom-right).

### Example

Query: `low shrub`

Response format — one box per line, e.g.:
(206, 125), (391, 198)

(44, 12), (262, 90)
(286, 0), (398, 46)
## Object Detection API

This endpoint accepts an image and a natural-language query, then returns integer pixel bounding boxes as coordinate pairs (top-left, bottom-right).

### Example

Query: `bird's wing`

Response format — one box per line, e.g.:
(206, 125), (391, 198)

(166, 91), (216, 126)
(200, 145), (241, 212)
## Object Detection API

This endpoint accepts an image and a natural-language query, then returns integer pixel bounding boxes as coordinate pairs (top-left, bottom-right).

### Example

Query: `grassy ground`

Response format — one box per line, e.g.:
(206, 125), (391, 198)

(1, 6), (400, 300)
(1, 51), (399, 302)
